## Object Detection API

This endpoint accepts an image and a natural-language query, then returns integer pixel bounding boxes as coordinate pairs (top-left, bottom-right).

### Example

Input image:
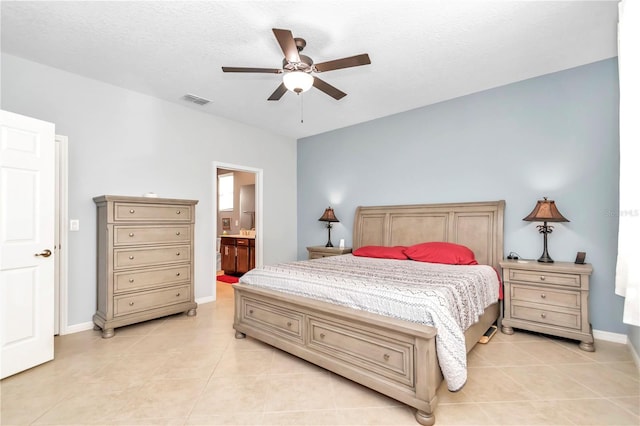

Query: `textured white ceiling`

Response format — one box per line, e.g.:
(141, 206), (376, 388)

(1, 1), (619, 139)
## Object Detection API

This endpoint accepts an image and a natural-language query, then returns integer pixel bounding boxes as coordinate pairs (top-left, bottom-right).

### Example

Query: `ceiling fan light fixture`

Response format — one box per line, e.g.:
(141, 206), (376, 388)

(283, 71), (313, 93)
(222, 29), (370, 101)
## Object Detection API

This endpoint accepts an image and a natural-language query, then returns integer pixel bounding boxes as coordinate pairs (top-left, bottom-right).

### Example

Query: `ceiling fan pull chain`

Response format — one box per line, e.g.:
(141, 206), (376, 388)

(300, 93), (304, 124)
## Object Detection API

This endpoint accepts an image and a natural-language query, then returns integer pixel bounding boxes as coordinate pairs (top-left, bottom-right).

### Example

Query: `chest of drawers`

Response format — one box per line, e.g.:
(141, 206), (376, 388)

(500, 259), (594, 351)
(93, 195), (198, 338)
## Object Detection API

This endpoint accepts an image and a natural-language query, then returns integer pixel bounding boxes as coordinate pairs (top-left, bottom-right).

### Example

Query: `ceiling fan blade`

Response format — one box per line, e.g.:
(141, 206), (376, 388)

(222, 66), (282, 74)
(272, 28), (301, 64)
(312, 77), (347, 100)
(314, 54), (371, 73)
(268, 83), (288, 101)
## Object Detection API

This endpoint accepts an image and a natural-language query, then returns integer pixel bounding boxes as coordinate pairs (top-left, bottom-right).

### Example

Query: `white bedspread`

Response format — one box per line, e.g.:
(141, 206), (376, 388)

(239, 254), (500, 391)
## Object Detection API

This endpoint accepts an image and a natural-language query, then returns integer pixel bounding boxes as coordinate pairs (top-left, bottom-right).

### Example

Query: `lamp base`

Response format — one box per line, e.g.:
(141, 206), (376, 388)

(537, 225), (554, 263)
(325, 223), (333, 248)
(537, 255), (554, 263)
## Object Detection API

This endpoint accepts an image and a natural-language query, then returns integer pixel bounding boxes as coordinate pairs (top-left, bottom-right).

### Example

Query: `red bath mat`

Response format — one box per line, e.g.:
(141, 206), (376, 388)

(217, 274), (239, 284)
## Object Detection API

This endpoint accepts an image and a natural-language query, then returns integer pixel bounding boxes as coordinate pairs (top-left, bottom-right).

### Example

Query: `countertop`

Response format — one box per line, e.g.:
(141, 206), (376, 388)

(220, 234), (255, 239)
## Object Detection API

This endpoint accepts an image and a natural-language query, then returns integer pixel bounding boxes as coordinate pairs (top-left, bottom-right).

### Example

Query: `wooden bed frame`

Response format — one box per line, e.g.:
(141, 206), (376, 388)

(233, 200), (505, 425)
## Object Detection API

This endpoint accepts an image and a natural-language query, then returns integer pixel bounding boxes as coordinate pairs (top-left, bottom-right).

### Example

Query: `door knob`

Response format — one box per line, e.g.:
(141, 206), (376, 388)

(35, 249), (52, 258)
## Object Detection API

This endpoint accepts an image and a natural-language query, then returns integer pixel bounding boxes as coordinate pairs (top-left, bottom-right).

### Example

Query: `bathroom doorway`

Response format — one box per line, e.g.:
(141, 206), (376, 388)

(212, 162), (263, 293)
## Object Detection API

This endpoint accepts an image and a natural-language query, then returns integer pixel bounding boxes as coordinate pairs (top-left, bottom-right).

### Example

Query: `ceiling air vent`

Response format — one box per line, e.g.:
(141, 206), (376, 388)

(183, 93), (211, 105)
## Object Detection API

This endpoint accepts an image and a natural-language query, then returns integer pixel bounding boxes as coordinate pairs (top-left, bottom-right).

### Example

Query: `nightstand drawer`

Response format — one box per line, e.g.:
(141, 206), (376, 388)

(309, 252), (331, 259)
(511, 303), (581, 329)
(307, 246), (352, 259)
(511, 284), (580, 309)
(509, 269), (581, 288)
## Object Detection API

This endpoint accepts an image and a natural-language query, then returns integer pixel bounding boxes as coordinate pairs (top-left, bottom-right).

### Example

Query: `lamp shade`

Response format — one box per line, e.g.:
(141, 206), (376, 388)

(523, 197), (569, 223)
(283, 71), (314, 93)
(318, 207), (339, 248)
(318, 207), (339, 223)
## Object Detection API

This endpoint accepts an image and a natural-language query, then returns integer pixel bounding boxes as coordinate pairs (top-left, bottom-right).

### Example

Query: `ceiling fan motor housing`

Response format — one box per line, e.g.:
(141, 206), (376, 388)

(282, 54), (313, 72)
(294, 37), (307, 52)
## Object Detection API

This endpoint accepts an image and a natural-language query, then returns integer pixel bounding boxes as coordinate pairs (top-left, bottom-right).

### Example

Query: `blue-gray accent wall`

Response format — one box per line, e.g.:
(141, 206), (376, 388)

(298, 58), (627, 335)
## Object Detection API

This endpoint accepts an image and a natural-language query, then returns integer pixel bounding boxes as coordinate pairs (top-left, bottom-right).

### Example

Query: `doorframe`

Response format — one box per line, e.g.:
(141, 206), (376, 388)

(55, 135), (69, 335)
(212, 161), (263, 295)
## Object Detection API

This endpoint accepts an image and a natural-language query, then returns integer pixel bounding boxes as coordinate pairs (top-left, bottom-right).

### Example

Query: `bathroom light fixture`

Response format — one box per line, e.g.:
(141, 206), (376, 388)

(523, 197), (569, 263)
(318, 207), (339, 247)
(283, 71), (314, 94)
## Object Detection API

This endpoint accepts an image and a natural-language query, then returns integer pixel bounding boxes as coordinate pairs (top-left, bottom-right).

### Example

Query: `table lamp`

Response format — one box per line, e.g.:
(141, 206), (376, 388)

(523, 197), (569, 263)
(318, 207), (339, 247)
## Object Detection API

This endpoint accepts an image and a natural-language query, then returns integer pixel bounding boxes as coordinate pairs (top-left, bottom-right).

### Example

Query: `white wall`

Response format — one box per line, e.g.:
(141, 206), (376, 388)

(1, 54), (298, 327)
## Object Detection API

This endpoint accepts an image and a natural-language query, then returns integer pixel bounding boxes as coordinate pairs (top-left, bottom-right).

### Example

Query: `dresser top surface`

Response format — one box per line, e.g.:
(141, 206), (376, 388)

(93, 195), (198, 205)
(500, 259), (592, 274)
(307, 246), (352, 253)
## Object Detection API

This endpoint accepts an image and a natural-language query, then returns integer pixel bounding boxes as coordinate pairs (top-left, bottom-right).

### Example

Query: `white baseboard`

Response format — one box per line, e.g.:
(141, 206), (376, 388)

(60, 321), (95, 335)
(593, 328), (628, 344)
(196, 296), (215, 304)
(60, 301), (216, 335)
(593, 329), (639, 368)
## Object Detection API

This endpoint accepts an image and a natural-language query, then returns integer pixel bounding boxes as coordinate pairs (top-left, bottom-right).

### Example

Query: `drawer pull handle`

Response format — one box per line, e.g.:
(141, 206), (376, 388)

(129, 232), (135, 237)
(540, 276), (546, 281)
(249, 309), (253, 314)
(320, 333), (325, 339)
(129, 302), (134, 306)
(129, 255), (134, 260)
(129, 279), (134, 283)
(176, 272), (181, 276)
(176, 210), (181, 215)
(383, 354), (390, 361)
(176, 252), (181, 256)
(176, 292), (181, 297)
(540, 293), (546, 299)
(176, 231), (181, 236)
(129, 209), (135, 214)
(540, 312), (547, 318)
(286, 321), (292, 327)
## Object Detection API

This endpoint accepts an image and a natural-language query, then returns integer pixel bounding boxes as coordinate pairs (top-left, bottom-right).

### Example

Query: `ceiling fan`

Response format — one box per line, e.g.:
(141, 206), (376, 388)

(222, 28), (371, 101)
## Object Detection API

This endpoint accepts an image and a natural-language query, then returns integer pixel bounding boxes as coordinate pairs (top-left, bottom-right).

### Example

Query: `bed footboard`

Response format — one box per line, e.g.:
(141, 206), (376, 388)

(233, 283), (442, 425)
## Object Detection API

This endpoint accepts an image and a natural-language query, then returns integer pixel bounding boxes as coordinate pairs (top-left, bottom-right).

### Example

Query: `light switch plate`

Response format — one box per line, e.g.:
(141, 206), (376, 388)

(70, 219), (79, 231)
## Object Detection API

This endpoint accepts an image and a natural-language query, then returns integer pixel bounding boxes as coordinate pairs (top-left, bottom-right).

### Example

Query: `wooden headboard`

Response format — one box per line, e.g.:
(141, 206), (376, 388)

(352, 200), (505, 270)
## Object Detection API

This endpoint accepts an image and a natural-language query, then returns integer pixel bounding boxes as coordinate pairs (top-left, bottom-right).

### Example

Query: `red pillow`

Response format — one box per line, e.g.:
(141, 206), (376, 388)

(403, 242), (478, 265)
(352, 245), (408, 260)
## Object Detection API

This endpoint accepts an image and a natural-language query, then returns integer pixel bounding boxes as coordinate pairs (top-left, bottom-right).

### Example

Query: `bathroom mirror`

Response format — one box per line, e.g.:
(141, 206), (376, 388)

(239, 184), (255, 230)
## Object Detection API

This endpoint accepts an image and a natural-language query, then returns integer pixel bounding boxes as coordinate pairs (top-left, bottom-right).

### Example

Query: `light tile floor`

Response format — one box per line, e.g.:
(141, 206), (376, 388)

(1, 282), (638, 425)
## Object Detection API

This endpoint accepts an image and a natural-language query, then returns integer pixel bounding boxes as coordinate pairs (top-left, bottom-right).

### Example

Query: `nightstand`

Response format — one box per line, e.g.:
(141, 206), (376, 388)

(307, 246), (352, 260)
(500, 259), (594, 351)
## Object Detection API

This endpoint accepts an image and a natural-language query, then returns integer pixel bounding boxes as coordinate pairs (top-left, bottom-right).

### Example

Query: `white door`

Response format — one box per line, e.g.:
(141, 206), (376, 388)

(0, 110), (55, 379)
